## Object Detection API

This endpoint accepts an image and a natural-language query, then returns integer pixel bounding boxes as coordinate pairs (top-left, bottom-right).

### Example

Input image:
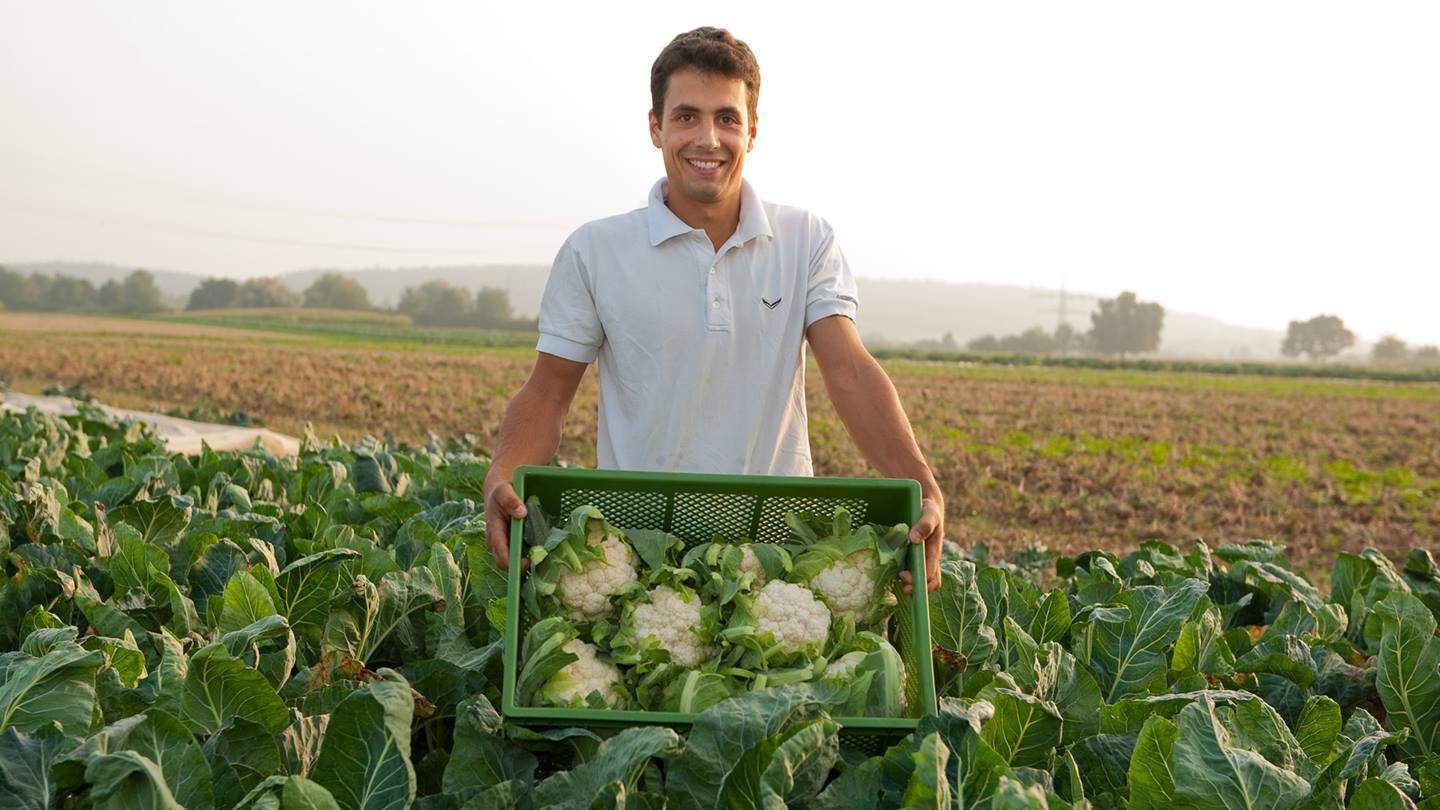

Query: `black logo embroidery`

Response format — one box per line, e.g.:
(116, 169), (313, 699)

(761, 297), (781, 310)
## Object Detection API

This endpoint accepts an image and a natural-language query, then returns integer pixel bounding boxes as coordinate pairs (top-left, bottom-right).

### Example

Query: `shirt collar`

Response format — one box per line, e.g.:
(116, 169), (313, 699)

(646, 178), (774, 248)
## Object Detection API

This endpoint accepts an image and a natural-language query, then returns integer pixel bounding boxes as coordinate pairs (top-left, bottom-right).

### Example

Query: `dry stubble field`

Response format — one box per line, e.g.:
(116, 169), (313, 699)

(2, 313), (1436, 573)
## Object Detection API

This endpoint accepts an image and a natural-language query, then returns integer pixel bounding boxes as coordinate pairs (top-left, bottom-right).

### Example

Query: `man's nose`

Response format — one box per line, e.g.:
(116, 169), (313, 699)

(696, 120), (721, 149)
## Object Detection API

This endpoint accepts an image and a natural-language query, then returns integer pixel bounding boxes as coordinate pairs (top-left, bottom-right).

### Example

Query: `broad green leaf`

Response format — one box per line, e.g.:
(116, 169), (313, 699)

(282, 776), (341, 810)
(1084, 578), (1209, 702)
(1346, 778), (1415, 810)
(84, 750), (186, 810)
(1170, 696), (1311, 810)
(311, 669), (416, 810)
(1296, 696), (1343, 765)
(1123, 711), (1180, 807)
(442, 695), (538, 793)
(206, 719), (286, 810)
(218, 569), (279, 635)
(532, 726), (682, 810)
(900, 731), (951, 809)
(181, 644), (289, 735)
(1374, 592), (1440, 759)
(982, 688), (1062, 768)
(0, 725), (63, 810)
(990, 774), (1051, 809)
(668, 686), (831, 810)
(718, 715), (840, 809)
(930, 560), (998, 689)
(1071, 733), (1137, 799)
(276, 548), (361, 636)
(0, 644), (103, 734)
(110, 497), (192, 549)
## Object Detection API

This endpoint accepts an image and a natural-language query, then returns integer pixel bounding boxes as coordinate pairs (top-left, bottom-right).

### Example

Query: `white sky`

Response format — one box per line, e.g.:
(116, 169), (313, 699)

(2, 1), (1438, 344)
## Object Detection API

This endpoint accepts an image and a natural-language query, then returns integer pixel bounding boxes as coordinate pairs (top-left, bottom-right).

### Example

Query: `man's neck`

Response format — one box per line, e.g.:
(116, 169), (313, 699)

(666, 191), (742, 252)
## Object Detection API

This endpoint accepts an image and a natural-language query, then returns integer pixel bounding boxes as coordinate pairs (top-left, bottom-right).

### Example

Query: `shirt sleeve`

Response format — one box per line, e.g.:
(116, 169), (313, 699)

(804, 216), (860, 328)
(536, 238), (604, 363)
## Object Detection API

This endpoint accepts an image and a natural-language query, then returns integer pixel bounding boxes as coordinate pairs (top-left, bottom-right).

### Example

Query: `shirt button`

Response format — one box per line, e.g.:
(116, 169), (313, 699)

(709, 266), (717, 274)
(712, 298), (721, 309)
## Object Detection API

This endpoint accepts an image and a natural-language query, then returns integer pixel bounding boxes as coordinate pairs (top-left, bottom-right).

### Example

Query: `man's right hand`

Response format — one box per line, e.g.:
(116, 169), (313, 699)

(484, 479), (528, 571)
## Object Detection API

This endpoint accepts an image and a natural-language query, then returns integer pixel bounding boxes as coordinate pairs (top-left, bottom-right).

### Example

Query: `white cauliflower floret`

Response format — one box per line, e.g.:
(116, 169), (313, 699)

(753, 580), (831, 653)
(543, 638), (623, 707)
(628, 585), (717, 667)
(809, 550), (877, 624)
(557, 532), (637, 622)
(823, 650), (868, 678)
(738, 545), (767, 585)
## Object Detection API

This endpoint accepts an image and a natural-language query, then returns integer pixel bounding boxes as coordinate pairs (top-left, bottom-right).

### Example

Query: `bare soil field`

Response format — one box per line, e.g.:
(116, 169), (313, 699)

(3, 321), (1436, 572)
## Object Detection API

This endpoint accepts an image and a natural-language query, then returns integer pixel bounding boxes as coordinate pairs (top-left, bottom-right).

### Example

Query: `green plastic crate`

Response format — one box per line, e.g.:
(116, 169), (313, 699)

(500, 465), (938, 752)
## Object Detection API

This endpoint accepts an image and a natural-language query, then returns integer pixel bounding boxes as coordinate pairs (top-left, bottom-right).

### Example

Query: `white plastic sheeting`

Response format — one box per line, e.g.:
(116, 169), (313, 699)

(1, 392), (301, 457)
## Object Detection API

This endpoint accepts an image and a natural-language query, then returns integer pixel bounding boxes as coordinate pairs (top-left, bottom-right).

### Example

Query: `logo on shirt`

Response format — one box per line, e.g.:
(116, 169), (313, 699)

(761, 297), (782, 310)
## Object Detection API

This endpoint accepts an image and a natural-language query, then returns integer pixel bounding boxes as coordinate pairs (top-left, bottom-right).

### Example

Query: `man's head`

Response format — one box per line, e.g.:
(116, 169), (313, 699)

(649, 28), (761, 211)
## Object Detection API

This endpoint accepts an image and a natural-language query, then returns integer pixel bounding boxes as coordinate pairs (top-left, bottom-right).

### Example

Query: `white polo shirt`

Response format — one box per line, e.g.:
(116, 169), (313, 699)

(536, 178), (859, 476)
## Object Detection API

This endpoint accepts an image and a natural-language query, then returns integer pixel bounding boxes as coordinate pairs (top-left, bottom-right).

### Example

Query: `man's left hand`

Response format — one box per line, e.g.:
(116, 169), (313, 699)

(899, 495), (944, 594)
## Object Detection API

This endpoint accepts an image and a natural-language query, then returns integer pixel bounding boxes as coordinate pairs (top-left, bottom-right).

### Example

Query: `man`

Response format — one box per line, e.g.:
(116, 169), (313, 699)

(483, 27), (944, 593)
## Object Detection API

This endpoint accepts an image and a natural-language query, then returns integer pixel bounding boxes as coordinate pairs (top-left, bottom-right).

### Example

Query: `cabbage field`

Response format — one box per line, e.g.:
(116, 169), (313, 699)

(2, 402), (1439, 809)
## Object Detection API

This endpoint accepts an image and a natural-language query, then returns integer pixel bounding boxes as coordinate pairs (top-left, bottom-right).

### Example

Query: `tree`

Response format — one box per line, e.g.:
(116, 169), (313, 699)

(236, 277), (301, 308)
(99, 270), (167, 314)
(1281, 315), (1355, 361)
(0, 266), (39, 310)
(1371, 335), (1409, 363)
(1087, 291), (1165, 357)
(398, 281), (474, 327)
(473, 287), (514, 327)
(188, 278), (241, 310)
(40, 275), (98, 312)
(1414, 345), (1440, 366)
(303, 273), (371, 310)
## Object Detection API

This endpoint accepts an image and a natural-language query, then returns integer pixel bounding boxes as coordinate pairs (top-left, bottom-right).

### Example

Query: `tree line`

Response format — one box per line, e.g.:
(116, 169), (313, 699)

(942, 291), (1166, 359)
(0, 266), (169, 314)
(188, 274), (535, 329)
(0, 266), (536, 331)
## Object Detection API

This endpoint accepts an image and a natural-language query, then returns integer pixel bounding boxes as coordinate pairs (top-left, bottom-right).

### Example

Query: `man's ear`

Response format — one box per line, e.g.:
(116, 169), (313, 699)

(649, 110), (662, 148)
(747, 113), (757, 152)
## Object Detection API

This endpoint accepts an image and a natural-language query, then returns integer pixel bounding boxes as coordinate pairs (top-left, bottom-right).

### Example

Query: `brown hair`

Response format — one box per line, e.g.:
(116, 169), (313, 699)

(650, 27), (761, 125)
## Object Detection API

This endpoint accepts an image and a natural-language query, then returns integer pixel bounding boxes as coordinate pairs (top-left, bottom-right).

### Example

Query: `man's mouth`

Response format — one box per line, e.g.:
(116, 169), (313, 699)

(686, 158), (725, 173)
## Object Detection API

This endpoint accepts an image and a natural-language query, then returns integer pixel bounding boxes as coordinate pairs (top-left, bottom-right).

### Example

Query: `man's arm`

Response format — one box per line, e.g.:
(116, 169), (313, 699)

(483, 352), (589, 570)
(806, 314), (945, 593)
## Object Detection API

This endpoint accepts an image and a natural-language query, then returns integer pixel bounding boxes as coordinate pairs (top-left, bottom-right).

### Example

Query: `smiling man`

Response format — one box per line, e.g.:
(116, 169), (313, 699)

(483, 27), (944, 593)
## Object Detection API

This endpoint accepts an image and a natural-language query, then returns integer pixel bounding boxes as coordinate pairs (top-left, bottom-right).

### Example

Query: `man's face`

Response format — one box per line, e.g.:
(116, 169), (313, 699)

(649, 67), (756, 209)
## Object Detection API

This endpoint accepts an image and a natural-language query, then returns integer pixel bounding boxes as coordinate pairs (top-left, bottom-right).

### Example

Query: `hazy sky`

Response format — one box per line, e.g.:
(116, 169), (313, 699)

(3, 2), (1438, 344)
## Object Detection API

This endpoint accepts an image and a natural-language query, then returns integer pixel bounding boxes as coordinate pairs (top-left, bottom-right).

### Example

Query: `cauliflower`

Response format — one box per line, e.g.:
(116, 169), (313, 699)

(556, 530), (637, 622)
(625, 585), (717, 667)
(822, 650), (869, 679)
(752, 580), (831, 655)
(738, 544), (767, 585)
(541, 638), (624, 707)
(809, 550), (877, 624)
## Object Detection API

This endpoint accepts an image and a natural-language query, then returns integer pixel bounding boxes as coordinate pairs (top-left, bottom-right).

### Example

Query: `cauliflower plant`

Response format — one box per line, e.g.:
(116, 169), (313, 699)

(751, 579), (831, 656)
(822, 650), (869, 679)
(540, 638), (624, 708)
(556, 529), (637, 622)
(788, 507), (910, 628)
(625, 585), (717, 668)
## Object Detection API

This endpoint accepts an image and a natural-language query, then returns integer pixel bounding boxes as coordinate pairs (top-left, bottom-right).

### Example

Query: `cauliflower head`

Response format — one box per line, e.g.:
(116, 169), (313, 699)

(627, 585), (717, 668)
(557, 531), (637, 622)
(822, 650), (869, 679)
(753, 580), (831, 654)
(738, 544), (767, 585)
(809, 549), (878, 624)
(541, 638), (624, 708)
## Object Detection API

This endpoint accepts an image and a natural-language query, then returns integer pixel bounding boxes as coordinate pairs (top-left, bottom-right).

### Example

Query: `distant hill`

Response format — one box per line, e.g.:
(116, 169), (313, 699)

(5, 260), (1288, 358)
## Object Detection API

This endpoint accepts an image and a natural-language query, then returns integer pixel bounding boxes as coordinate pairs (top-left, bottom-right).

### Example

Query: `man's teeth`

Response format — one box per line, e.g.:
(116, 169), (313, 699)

(688, 159), (722, 169)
